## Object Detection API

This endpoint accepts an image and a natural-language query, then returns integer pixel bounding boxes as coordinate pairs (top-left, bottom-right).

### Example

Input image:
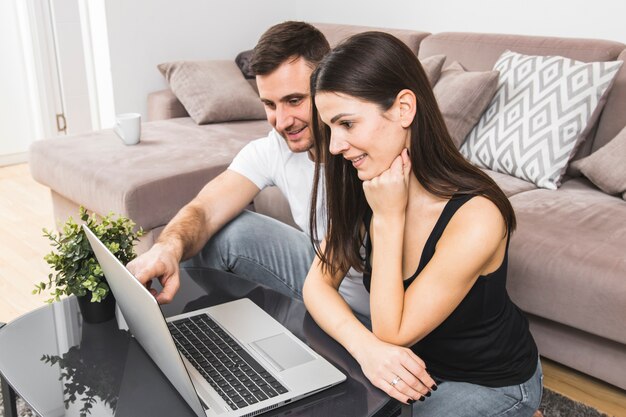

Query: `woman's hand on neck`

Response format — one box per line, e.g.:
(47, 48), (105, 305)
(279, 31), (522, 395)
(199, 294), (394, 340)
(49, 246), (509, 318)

(363, 148), (411, 220)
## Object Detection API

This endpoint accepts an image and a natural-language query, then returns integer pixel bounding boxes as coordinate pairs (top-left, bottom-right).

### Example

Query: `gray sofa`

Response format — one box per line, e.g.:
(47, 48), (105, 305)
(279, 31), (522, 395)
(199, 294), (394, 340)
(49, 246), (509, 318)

(30, 23), (626, 390)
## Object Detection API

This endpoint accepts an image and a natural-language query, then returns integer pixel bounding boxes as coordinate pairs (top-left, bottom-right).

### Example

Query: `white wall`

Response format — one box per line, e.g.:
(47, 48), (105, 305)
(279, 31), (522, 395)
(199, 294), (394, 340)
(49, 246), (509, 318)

(296, 0), (626, 43)
(105, 0), (294, 119)
(104, 0), (626, 119)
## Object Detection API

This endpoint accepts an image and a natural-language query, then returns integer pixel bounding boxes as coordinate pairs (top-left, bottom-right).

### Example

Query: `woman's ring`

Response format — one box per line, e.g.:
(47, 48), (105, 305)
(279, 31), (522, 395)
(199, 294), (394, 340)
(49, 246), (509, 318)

(390, 376), (402, 387)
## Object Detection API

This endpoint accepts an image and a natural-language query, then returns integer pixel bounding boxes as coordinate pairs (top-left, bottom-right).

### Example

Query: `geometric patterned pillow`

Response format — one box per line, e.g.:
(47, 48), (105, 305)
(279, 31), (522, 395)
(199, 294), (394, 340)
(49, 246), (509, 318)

(461, 51), (622, 189)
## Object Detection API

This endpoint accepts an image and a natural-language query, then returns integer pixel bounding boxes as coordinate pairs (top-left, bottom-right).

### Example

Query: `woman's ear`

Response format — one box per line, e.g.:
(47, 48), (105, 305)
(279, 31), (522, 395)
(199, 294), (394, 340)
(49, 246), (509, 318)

(397, 89), (417, 128)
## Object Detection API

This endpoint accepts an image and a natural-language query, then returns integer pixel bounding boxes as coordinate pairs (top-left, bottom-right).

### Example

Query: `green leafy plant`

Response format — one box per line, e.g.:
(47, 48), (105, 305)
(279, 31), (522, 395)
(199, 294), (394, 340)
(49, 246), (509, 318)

(34, 207), (144, 303)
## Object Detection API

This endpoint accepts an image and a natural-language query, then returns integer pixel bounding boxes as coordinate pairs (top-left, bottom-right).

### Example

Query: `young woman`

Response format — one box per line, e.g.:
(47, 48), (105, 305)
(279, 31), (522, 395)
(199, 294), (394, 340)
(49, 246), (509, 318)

(303, 32), (542, 416)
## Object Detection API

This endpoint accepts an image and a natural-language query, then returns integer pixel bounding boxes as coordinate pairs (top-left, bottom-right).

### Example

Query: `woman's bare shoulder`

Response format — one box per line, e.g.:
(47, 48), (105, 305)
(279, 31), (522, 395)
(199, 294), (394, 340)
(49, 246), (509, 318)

(445, 195), (507, 247)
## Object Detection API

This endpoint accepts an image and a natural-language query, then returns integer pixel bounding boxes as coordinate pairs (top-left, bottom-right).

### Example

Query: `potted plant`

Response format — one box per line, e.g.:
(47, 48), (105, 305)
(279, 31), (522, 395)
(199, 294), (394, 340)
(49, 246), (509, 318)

(34, 207), (144, 323)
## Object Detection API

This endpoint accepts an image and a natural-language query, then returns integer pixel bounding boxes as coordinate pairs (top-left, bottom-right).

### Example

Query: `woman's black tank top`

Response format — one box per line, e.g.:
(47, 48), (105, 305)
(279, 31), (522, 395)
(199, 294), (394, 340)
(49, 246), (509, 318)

(363, 194), (538, 387)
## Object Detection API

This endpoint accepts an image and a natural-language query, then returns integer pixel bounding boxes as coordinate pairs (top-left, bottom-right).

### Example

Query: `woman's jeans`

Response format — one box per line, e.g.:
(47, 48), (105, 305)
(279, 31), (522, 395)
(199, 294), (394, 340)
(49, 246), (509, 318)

(412, 360), (543, 417)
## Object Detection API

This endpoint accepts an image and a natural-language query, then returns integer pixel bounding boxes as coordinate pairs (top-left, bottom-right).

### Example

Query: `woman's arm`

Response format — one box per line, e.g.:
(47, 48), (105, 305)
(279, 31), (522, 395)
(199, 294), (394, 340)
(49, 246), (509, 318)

(303, 245), (437, 404)
(303, 254), (372, 357)
(369, 196), (507, 346)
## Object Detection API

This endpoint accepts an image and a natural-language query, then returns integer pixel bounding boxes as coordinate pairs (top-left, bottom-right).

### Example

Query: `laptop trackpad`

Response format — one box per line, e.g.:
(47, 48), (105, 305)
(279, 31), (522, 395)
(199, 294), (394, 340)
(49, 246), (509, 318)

(251, 333), (315, 372)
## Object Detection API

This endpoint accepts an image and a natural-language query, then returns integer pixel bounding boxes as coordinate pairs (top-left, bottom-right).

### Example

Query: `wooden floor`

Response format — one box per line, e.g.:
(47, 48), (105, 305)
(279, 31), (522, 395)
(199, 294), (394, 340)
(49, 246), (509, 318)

(0, 163), (625, 416)
(0, 163), (55, 321)
(541, 359), (626, 416)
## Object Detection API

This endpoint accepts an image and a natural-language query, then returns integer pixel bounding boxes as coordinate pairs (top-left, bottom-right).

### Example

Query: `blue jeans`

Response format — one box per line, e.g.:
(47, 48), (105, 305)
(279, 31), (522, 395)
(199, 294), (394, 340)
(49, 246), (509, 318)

(412, 360), (543, 417)
(181, 210), (315, 299)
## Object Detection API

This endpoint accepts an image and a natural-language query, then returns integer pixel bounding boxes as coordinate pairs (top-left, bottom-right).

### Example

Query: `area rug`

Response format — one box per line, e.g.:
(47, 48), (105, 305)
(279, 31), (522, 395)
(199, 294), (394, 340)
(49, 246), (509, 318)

(537, 389), (609, 417)
(0, 387), (611, 417)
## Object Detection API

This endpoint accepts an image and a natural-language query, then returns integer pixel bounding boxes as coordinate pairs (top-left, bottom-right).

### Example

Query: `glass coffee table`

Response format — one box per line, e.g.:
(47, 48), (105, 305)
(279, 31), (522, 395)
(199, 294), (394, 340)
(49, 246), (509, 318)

(0, 269), (409, 417)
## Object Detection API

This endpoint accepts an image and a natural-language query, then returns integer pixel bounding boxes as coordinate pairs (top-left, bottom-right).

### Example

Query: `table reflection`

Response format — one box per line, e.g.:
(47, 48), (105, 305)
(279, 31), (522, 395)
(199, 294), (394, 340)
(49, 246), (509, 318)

(39, 321), (130, 416)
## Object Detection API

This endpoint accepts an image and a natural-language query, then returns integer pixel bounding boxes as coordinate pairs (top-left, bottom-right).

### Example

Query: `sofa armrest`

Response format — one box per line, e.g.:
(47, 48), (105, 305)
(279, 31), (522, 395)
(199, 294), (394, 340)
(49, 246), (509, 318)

(147, 89), (189, 121)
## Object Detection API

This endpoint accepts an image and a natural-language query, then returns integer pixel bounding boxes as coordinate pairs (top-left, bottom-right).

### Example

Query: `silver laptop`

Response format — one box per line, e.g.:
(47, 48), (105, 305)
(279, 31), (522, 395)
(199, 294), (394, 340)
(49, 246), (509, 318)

(83, 225), (345, 417)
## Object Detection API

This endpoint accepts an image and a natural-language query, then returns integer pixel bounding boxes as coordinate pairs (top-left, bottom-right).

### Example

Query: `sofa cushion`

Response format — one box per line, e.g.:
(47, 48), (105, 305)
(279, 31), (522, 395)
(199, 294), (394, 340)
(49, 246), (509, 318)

(158, 60), (266, 124)
(481, 169), (537, 197)
(30, 118), (271, 231)
(433, 61), (499, 148)
(461, 51), (622, 189)
(570, 124), (626, 199)
(147, 89), (189, 121)
(420, 54), (446, 86)
(507, 178), (626, 345)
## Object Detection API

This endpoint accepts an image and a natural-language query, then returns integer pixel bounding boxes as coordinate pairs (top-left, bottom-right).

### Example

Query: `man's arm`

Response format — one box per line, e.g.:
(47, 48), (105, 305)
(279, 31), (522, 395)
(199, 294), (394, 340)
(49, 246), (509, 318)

(127, 170), (260, 303)
(159, 170), (261, 260)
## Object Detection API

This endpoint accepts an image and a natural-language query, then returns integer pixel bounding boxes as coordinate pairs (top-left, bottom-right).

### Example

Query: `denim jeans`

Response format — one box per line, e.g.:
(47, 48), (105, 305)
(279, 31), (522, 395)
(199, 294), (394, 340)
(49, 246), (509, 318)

(412, 360), (543, 417)
(181, 210), (315, 299)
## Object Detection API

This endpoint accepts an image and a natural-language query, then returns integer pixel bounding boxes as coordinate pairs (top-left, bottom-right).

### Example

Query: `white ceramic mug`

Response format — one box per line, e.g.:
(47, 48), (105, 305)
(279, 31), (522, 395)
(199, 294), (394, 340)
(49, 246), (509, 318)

(114, 113), (141, 145)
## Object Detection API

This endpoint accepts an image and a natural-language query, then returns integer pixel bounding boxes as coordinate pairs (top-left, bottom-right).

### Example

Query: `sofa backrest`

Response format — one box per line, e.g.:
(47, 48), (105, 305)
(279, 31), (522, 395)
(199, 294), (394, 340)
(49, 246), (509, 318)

(418, 32), (624, 70)
(150, 28), (626, 153)
(149, 24), (431, 121)
(418, 32), (626, 159)
(313, 22), (430, 55)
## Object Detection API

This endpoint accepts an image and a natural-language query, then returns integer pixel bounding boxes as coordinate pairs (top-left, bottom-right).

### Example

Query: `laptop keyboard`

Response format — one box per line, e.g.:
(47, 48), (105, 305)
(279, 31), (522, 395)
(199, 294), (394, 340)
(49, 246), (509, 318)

(168, 315), (288, 410)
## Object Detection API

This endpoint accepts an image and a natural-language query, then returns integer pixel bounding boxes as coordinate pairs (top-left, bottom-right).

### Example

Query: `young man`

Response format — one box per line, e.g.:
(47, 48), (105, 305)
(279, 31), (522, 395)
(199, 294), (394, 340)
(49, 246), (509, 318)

(127, 21), (369, 318)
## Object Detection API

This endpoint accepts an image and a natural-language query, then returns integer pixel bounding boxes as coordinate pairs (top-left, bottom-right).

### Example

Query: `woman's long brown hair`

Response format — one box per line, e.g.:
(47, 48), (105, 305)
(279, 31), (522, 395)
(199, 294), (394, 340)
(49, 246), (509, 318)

(309, 32), (515, 277)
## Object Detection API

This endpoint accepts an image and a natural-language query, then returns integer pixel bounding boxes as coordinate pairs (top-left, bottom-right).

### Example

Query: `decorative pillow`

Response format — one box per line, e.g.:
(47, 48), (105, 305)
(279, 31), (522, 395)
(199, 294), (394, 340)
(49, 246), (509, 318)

(433, 62), (499, 148)
(420, 55), (446, 87)
(569, 125), (626, 199)
(461, 50), (622, 189)
(235, 49), (255, 79)
(158, 60), (266, 125)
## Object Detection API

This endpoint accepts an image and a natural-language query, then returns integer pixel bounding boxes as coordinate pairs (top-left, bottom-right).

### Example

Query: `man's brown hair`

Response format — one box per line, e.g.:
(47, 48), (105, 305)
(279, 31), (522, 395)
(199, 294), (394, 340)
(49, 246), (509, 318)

(251, 21), (330, 75)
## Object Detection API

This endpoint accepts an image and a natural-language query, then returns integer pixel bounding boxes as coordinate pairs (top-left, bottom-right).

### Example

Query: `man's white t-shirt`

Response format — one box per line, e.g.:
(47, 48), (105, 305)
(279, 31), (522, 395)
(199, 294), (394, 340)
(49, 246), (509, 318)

(229, 129), (370, 318)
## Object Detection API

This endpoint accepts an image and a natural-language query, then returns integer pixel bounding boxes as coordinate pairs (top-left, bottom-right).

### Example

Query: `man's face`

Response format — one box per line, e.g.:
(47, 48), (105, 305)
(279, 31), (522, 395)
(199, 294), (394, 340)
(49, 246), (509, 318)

(256, 57), (314, 154)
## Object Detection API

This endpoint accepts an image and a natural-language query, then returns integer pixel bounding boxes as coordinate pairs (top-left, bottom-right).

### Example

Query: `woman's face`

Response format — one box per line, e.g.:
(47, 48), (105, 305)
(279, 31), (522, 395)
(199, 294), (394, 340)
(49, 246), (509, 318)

(315, 92), (410, 181)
